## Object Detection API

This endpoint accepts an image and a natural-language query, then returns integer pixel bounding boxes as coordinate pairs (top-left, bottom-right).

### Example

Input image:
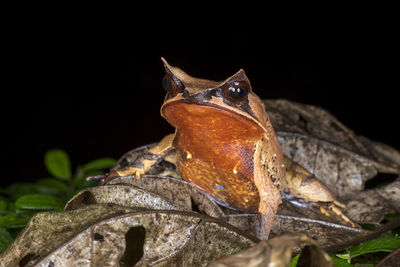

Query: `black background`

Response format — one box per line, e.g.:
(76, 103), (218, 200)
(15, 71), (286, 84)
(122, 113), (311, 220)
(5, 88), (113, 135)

(3, 19), (398, 187)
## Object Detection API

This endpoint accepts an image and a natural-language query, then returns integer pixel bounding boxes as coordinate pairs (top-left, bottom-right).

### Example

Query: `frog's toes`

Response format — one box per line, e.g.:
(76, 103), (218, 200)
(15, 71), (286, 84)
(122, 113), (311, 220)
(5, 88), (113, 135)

(116, 167), (145, 179)
(134, 168), (145, 179)
(333, 200), (346, 209)
(321, 202), (357, 228)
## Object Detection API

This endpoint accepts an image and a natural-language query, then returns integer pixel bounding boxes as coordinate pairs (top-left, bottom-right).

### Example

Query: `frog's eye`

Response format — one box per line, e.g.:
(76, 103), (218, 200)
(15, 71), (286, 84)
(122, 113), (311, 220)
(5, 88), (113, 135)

(162, 73), (184, 95)
(162, 74), (173, 92)
(222, 81), (250, 103)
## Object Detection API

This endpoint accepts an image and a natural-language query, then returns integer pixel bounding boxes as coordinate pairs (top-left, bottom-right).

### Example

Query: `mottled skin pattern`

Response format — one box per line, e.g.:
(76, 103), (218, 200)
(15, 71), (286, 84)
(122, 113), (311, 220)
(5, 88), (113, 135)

(163, 102), (262, 212)
(108, 58), (356, 238)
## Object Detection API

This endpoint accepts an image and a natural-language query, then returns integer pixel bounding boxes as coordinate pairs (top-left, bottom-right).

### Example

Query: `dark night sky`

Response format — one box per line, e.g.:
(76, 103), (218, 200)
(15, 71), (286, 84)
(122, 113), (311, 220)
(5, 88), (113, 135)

(3, 21), (398, 187)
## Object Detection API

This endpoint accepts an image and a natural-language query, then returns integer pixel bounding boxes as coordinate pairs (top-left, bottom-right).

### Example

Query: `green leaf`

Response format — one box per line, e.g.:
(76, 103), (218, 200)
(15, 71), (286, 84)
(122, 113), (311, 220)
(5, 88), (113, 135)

(34, 178), (68, 195)
(3, 183), (37, 200)
(0, 214), (29, 228)
(335, 253), (351, 263)
(44, 149), (71, 180)
(290, 254), (300, 267)
(0, 199), (7, 212)
(330, 255), (353, 267)
(83, 158), (116, 172)
(384, 212), (400, 221)
(0, 227), (13, 253)
(348, 236), (400, 259)
(15, 194), (65, 211)
(7, 202), (16, 212)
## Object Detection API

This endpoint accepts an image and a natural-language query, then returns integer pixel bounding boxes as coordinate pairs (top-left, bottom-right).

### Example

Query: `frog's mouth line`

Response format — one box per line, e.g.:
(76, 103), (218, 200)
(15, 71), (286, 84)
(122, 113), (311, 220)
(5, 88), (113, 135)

(164, 86), (255, 116)
(161, 92), (267, 133)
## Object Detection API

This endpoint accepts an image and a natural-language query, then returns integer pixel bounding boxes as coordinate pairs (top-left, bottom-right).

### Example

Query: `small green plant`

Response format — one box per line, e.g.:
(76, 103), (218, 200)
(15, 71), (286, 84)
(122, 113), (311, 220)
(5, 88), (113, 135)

(0, 149), (116, 253)
(290, 213), (400, 266)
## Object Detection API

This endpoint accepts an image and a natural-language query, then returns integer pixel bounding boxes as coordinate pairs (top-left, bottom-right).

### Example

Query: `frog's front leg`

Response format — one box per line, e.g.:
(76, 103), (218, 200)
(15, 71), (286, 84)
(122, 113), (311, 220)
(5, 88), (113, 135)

(253, 137), (285, 240)
(99, 134), (175, 184)
(282, 157), (357, 227)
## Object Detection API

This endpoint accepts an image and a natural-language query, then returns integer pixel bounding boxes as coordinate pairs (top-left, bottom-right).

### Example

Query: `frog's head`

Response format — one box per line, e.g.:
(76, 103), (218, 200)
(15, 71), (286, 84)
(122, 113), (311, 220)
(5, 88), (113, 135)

(160, 58), (269, 132)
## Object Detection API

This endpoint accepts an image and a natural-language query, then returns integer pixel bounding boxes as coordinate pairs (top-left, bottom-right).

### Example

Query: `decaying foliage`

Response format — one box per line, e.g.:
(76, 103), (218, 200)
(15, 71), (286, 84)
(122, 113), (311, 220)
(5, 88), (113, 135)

(1, 99), (399, 266)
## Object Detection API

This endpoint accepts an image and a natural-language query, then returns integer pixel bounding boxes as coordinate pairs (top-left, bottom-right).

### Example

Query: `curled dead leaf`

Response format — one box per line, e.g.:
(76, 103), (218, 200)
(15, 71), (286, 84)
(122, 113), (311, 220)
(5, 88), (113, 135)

(209, 233), (332, 267)
(68, 173), (368, 249)
(0, 204), (134, 267)
(87, 173), (371, 248)
(2, 99), (399, 266)
(277, 131), (398, 199)
(1, 208), (257, 266)
(105, 175), (226, 218)
(265, 99), (400, 225)
(65, 183), (185, 212)
(264, 99), (400, 169)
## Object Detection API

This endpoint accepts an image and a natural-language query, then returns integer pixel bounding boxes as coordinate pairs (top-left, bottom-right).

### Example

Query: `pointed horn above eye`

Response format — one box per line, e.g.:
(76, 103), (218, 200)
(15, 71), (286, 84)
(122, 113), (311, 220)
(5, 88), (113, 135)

(160, 57), (191, 83)
(230, 69), (250, 81)
(161, 57), (171, 70)
(161, 57), (176, 75)
(218, 68), (252, 89)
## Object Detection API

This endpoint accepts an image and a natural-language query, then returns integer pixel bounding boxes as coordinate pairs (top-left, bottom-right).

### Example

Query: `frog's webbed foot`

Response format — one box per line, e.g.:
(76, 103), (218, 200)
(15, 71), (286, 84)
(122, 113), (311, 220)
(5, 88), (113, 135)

(282, 193), (357, 227)
(86, 153), (164, 185)
(87, 134), (175, 185)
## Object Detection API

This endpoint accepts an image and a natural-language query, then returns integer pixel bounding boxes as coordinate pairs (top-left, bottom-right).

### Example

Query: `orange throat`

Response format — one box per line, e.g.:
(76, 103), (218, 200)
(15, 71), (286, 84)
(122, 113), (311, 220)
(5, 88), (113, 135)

(162, 102), (265, 212)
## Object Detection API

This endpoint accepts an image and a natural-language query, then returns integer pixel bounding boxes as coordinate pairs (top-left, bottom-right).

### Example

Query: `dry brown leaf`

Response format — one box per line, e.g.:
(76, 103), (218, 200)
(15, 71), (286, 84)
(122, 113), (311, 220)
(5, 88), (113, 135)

(3, 99), (399, 266)
(106, 175), (226, 218)
(1, 208), (257, 266)
(0, 204), (134, 267)
(264, 99), (400, 169)
(65, 184), (185, 212)
(1, 172), (367, 266)
(265, 99), (400, 224)
(72, 173), (367, 249)
(112, 101), (400, 228)
(277, 132), (396, 197)
(376, 246), (400, 267)
(105, 99), (400, 240)
(209, 233), (332, 267)
(103, 155), (369, 249)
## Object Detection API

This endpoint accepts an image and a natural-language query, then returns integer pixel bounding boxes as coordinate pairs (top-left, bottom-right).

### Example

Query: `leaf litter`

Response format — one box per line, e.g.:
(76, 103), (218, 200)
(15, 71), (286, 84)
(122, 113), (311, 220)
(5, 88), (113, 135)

(1, 99), (399, 266)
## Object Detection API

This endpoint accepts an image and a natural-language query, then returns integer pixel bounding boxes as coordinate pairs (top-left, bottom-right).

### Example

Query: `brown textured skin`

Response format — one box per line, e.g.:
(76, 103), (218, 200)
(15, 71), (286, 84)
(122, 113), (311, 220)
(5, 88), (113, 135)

(162, 97), (285, 239)
(97, 59), (355, 238)
(160, 58), (285, 219)
(252, 136), (285, 238)
(159, 58), (287, 239)
(283, 157), (335, 203)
